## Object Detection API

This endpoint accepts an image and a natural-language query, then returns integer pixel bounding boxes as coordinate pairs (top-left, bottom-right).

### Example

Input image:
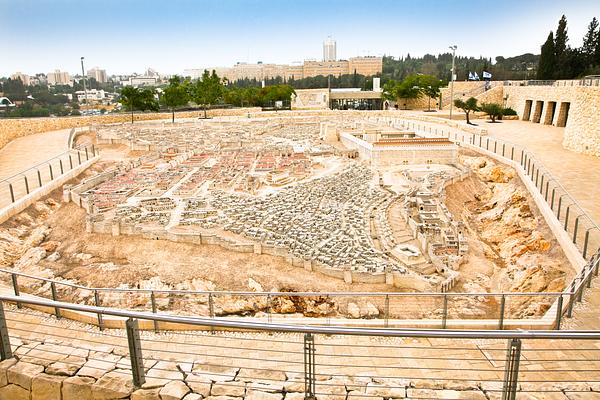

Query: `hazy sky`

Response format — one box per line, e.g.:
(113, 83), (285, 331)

(1, 0), (597, 77)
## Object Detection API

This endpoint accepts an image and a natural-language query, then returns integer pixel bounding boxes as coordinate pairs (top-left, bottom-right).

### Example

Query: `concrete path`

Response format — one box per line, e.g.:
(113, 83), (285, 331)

(0, 128), (71, 180)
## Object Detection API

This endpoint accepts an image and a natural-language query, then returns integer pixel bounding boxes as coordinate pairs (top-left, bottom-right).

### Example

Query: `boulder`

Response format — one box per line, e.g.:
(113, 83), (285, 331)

(248, 278), (263, 292)
(143, 361), (184, 389)
(31, 373), (65, 400)
(211, 380), (245, 397)
(62, 376), (95, 400)
(7, 361), (44, 390)
(185, 373), (211, 397)
(347, 302), (361, 318)
(13, 247), (46, 270)
(182, 394), (203, 400)
(0, 359), (17, 387)
(0, 384), (29, 400)
(131, 388), (161, 400)
(77, 353), (122, 379)
(159, 380), (190, 400)
(244, 390), (283, 400)
(91, 371), (134, 399)
(237, 368), (286, 384)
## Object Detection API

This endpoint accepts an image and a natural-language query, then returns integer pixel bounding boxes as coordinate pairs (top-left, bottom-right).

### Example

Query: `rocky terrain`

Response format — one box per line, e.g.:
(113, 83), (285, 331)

(444, 154), (574, 318)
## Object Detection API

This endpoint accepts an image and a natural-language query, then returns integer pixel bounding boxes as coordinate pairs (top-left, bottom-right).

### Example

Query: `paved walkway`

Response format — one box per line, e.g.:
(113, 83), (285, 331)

(0, 128), (71, 181)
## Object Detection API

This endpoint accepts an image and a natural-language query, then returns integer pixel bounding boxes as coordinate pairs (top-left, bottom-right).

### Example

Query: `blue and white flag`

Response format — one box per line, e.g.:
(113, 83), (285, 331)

(473, 72), (480, 80)
(483, 71), (492, 79)
(468, 72), (475, 80)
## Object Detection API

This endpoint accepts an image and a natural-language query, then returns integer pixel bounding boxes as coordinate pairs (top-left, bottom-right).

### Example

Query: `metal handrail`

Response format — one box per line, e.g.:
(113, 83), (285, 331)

(0, 267), (573, 297)
(0, 142), (95, 185)
(2, 294), (600, 339)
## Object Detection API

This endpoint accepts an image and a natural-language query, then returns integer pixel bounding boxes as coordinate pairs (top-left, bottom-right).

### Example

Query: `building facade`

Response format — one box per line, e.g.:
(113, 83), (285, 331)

(10, 72), (30, 86)
(47, 70), (71, 86)
(323, 37), (337, 62)
(87, 68), (107, 83)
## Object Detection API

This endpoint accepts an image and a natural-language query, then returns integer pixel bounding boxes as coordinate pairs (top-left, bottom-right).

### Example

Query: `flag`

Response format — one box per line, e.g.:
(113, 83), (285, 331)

(483, 71), (492, 79)
(468, 72), (475, 80)
(474, 72), (480, 80)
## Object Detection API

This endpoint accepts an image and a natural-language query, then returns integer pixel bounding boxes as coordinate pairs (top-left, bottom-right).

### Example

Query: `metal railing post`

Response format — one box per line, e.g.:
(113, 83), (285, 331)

(573, 215), (580, 244)
(582, 229), (591, 259)
(510, 146), (514, 161)
(50, 282), (61, 319)
(555, 295), (563, 330)
(502, 338), (522, 400)
(49, 164), (53, 181)
(567, 286), (575, 318)
(37, 170), (42, 187)
(69, 155), (73, 169)
(441, 294), (448, 329)
(78, 151), (82, 165)
(94, 290), (104, 331)
(564, 206), (571, 230)
(304, 333), (316, 400)
(544, 180), (549, 201)
(24, 176), (29, 194)
(551, 188), (556, 210)
(0, 302), (13, 360)
(498, 295), (506, 330)
(384, 294), (389, 328)
(267, 294), (272, 323)
(126, 318), (145, 387)
(150, 291), (158, 333)
(11, 273), (21, 308)
(85, 147), (89, 160)
(502, 143), (505, 157)
(9, 183), (14, 203)
(208, 293), (214, 318)
(59, 159), (64, 175)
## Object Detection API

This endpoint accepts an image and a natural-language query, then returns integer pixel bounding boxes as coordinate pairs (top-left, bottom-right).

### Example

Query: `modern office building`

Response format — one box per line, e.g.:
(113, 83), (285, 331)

(323, 37), (337, 62)
(10, 72), (30, 86)
(47, 70), (71, 86)
(87, 67), (107, 83)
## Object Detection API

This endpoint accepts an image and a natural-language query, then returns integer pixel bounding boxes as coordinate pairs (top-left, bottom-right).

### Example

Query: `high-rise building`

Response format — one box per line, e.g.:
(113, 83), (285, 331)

(47, 70), (71, 86)
(10, 72), (30, 86)
(323, 37), (337, 62)
(87, 67), (107, 83)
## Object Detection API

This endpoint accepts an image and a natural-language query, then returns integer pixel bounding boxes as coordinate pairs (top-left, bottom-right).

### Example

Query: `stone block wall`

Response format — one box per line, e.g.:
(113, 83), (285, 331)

(0, 108), (261, 151)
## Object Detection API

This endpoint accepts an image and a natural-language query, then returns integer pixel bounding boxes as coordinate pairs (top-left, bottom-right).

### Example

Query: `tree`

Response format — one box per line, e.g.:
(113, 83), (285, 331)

(161, 76), (189, 123)
(554, 15), (569, 78)
(119, 86), (159, 123)
(418, 75), (444, 111)
(480, 103), (504, 122)
(582, 17), (599, 67)
(454, 97), (479, 125)
(190, 70), (224, 118)
(537, 32), (556, 79)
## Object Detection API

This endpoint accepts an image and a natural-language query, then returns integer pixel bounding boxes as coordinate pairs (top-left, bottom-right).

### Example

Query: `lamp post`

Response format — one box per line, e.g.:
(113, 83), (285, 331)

(80, 57), (88, 105)
(448, 45), (457, 120)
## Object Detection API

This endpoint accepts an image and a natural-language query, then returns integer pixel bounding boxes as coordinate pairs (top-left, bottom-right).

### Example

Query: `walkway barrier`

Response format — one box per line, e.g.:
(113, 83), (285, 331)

(0, 142), (98, 209)
(2, 248), (599, 331)
(396, 119), (600, 262)
(2, 295), (600, 399)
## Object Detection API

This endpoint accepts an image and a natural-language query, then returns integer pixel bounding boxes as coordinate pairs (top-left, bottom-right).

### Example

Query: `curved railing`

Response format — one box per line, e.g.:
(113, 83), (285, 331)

(2, 294), (600, 399)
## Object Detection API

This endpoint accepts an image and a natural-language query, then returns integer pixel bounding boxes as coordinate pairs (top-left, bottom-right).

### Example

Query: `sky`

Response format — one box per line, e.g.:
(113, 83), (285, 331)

(0, 0), (598, 77)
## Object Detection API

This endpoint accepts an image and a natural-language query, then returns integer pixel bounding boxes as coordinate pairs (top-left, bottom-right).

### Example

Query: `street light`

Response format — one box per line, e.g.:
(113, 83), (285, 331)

(448, 45), (457, 120)
(80, 57), (88, 105)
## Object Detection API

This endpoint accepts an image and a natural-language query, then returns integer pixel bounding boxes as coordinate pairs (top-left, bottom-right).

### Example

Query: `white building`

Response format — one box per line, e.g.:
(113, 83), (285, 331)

(10, 72), (30, 86)
(47, 70), (71, 86)
(121, 76), (157, 87)
(340, 129), (458, 167)
(87, 67), (107, 83)
(75, 89), (106, 102)
(323, 37), (337, 62)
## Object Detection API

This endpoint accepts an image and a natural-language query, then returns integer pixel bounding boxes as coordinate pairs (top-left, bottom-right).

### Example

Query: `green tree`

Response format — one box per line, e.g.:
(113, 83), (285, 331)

(191, 70), (224, 118)
(454, 97), (479, 125)
(120, 86), (159, 123)
(554, 15), (569, 78)
(583, 17), (599, 67)
(537, 32), (556, 79)
(161, 75), (189, 123)
(480, 103), (504, 122)
(418, 75), (444, 111)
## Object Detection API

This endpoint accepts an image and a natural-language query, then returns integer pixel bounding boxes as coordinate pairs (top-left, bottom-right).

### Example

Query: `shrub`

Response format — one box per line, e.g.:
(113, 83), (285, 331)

(502, 107), (517, 116)
(480, 102), (504, 122)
